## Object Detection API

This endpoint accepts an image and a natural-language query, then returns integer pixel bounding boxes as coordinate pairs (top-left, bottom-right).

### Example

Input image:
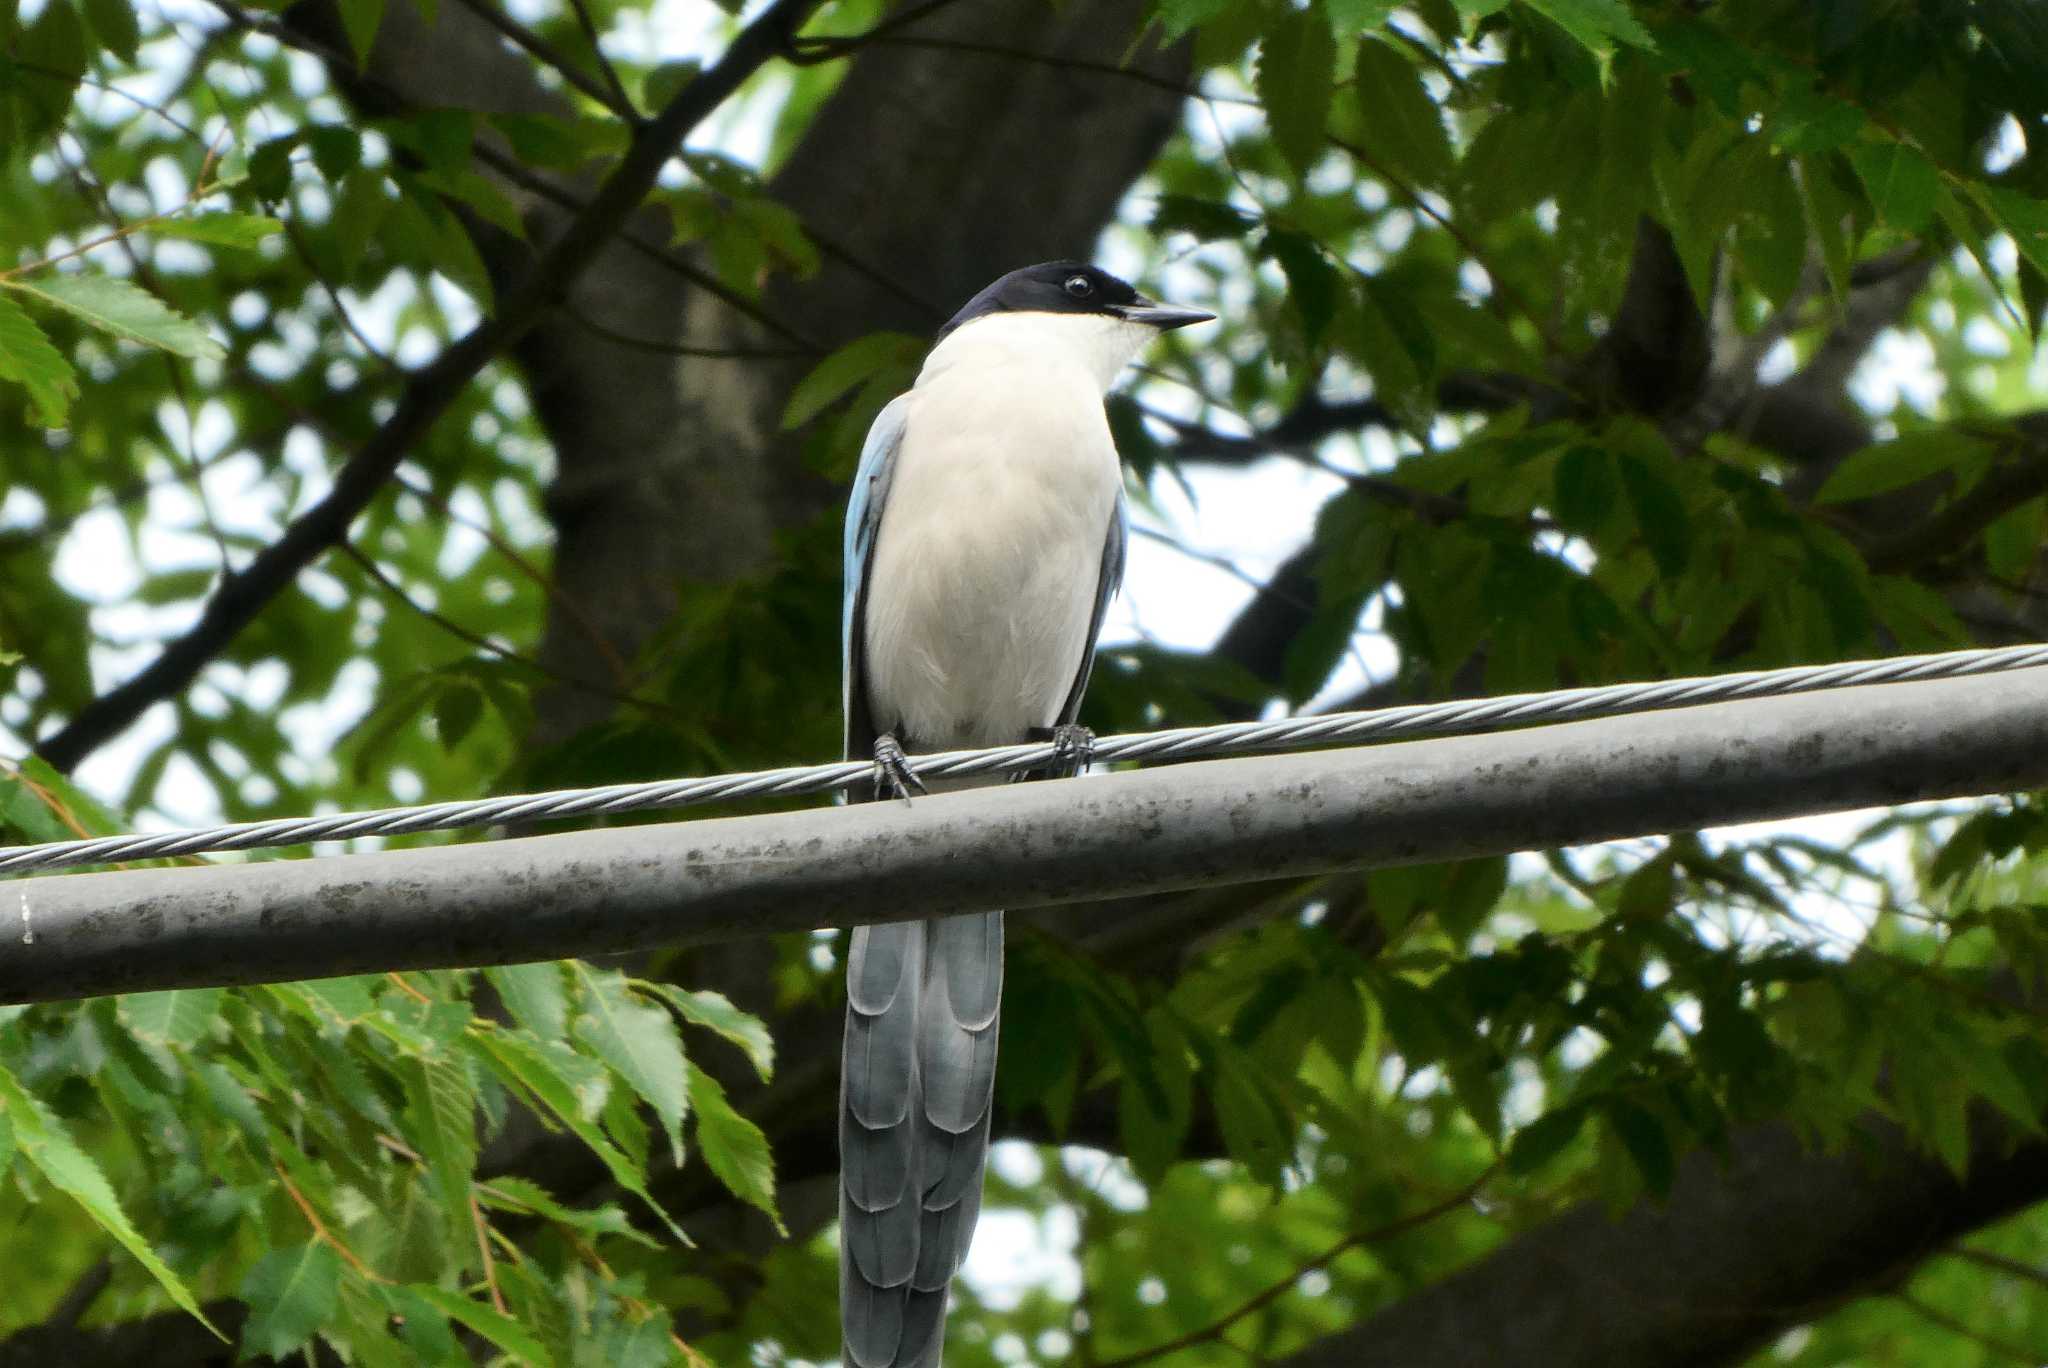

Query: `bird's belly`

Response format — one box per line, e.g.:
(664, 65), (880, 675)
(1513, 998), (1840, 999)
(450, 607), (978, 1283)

(863, 424), (1118, 751)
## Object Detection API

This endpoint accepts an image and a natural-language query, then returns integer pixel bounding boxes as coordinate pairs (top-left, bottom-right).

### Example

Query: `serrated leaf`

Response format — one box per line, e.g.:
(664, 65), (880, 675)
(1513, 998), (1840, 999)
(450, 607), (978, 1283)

(1848, 142), (1938, 234)
(118, 988), (222, 1048)
(781, 331), (921, 430)
(0, 288), (78, 426)
(487, 962), (569, 1041)
(572, 966), (689, 1164)
(1353, 37), (1453, 189)
(1814, 430), (1992, 504)
(407, 1054), (479, 1241)
(1521, 0), (1655, 55)
(687, 1064), (782, 1232)
(474, 1030), (690, 1242)
(640, 982), (774, 1082)
(407, 1285), (555, 1367)
(476, 1175), (662, 1249)
(151, 212), (284, 250)
(0, 1063), (218, 1334)
(13, 274), (223, 360)
(240, 1241), (343, 1359)
(1258, 3), (1337, 180)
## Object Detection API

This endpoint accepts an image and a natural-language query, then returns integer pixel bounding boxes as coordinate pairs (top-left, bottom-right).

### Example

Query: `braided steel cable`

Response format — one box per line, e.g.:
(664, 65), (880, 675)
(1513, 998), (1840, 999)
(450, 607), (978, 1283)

(5, 641), (2046, 878)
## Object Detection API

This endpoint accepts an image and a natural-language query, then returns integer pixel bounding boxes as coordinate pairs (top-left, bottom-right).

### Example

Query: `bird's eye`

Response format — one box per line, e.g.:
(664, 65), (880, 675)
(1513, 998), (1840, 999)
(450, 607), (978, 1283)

(1064, 274), (1094, 298)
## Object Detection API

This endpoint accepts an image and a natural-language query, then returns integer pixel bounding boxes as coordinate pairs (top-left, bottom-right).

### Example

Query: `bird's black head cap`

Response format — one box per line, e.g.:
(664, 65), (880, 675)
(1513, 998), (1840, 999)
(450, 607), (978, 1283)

(936, 261), (1146, 340)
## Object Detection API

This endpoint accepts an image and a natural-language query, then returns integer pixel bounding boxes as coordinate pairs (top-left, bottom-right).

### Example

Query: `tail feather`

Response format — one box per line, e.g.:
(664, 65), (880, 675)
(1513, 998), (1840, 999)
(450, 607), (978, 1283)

(841, 910), (1003, 1367)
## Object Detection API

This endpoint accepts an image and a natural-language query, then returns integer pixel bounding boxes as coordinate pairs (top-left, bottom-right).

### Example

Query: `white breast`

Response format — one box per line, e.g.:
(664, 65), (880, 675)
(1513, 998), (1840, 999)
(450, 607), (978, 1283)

(861, 313), (1141, 750)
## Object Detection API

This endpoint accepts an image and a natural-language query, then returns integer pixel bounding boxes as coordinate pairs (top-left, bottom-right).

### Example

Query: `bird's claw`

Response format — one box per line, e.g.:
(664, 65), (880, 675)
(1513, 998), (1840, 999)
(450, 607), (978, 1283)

(1044, 723), (1095, 779)
(873, 733), (926, 805)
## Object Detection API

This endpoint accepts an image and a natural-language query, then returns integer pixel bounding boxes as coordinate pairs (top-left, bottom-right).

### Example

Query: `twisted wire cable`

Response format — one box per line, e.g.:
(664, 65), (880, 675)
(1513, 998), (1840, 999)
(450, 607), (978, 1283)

(5, 641), (2046, 878)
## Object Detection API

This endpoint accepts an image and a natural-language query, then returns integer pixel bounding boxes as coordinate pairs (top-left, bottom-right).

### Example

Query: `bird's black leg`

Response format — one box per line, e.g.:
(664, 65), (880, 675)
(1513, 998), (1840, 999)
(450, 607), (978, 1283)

(872, 732), (926, 804)
(1028, 723), (1095, 779)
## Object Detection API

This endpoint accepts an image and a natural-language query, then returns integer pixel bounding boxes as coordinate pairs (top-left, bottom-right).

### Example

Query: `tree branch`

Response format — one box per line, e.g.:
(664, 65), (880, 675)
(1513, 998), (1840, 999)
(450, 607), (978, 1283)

(32, 0), (823, 774)
(1273, 1110), (2048, 1368)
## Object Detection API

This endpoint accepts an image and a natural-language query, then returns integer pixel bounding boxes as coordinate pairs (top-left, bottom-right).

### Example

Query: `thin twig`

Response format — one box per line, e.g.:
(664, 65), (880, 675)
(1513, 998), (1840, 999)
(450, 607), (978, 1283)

(338, 541), (695, 727)
(447, 0), (638, 121)
(561, 0), (639, 121)
(1095, 1164), (1499, 1368)
(787, 0), (973, 64)
(275, 1161), (389, 1283)
(469, 1193), (508, 1313)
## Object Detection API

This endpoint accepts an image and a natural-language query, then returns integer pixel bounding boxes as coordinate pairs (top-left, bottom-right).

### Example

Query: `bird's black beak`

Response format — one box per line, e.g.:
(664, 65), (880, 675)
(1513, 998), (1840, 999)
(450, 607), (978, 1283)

(1119, 296), (1216, 330)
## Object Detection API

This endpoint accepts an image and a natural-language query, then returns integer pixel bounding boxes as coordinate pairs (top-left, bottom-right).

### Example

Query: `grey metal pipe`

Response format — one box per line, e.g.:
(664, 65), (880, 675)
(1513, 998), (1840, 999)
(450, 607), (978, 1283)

(5, 666), (2047, 1005)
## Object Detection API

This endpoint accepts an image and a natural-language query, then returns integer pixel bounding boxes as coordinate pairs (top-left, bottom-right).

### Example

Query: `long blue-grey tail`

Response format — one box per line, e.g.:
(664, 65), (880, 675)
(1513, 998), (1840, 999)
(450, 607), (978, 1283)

(840, 909), (1002, 1368)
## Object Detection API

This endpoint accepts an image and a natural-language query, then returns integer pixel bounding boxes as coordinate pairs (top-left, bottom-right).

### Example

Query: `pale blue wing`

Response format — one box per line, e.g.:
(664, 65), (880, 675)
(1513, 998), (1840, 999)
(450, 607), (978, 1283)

(1053, 488), (1129, 727)
(843, 394), (912, 763)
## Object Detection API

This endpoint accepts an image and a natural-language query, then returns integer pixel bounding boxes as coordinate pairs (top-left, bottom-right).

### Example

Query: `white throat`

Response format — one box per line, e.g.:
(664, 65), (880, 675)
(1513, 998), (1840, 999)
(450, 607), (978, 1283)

(918, 310), (1157, 394)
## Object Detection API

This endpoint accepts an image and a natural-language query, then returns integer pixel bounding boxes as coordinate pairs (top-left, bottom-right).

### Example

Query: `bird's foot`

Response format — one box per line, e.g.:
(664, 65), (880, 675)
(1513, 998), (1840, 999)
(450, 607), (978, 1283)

(873, 733), (926, 805)
(1030, 723), (1095, 779)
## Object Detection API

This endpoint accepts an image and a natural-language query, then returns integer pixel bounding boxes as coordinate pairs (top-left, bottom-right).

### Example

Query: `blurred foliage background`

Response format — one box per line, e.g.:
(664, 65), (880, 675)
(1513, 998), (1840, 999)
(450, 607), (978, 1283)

(3, 0), (2048, 1363)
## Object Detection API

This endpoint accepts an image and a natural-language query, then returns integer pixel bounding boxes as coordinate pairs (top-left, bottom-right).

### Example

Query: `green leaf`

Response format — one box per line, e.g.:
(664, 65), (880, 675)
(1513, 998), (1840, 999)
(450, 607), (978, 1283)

(432, 679), (483, 748)
(0, 1063), (218, 1334)
(1264, 229), (1342, 346)
(12, 274), (224, 360)
(1768, 87), (1866, 154)
(306, 124), (363, 180)
(1605, 1098), (1675, 1195)
(79, 0), (138, 63)
(687, 1064), (783, 1232)
(406, 1285), (555, 1367)
(475, 1175), (661, 1249)
(1506, 1104), (1588, 1173)
(0, 288), (78, 426)
(572, 966), (690, 1164)
(1983, 186), (2048, 278)
(1149, 194), (1257, 241)
(1352, 36), (1454, 189)
(1153, 0), (1235, 44)
(1814, 430), (1992, 504)
(336, 0), (385, 66)
(1212, 1043), (1291, 1186)
(640, 982), (774, 1083)
(1520, 0), (1655, 55)
(780, 331), (922, 431)
(151, 212), (284, 250)
(1327, 0), (1397, 35)
(474, 1029), (688, 1240)
(1258, 2), (1337, 180)
(1350, 274), (1436, 429)
(1616, 451), (1690, 577)
(407, 1054), (479, 1240)
(1552, 444), (1617, 535)
(118, 989), (222, 1048)
(487, 962), (569, 1041)
(240, 1241), (343, 1360)
(1848, 142), (1938, 234)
